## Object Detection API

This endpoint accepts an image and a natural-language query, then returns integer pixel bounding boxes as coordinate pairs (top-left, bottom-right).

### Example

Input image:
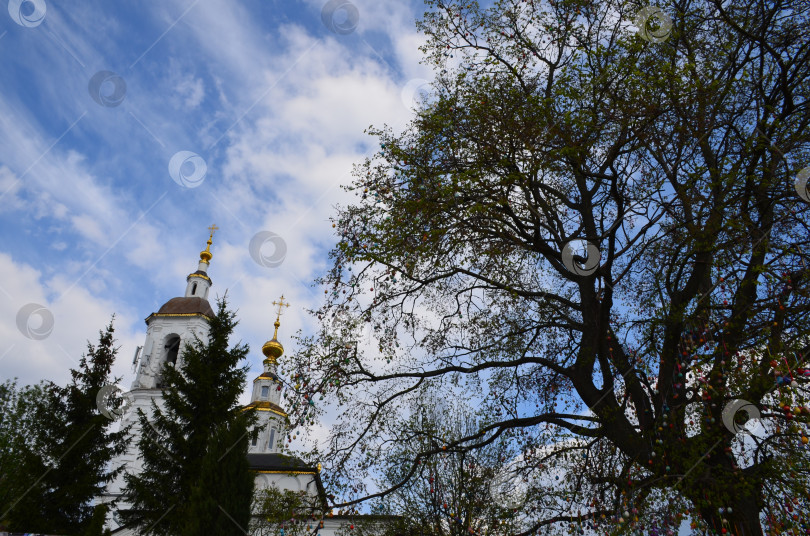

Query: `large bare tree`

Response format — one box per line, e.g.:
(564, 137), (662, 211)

(286, 1), (810, 534)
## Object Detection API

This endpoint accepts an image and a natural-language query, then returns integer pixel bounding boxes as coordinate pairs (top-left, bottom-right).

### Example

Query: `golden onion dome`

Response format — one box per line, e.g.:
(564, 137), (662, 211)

(263, 296), (289, 364)
(262, 320), (284, 363)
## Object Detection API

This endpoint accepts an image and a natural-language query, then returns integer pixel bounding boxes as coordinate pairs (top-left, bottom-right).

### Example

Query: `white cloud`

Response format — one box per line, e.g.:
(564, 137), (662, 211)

(0, 253), (141, 390)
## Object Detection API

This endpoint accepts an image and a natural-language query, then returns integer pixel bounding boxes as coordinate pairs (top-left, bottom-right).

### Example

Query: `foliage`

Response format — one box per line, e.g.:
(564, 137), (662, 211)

(0, 319), (129, 533)
(182, 415), (255, 536)
(121, 296), (256, 535)
(286, 0), (810, 534)
(254, 485), (326, 536)
(0, 380), (49, 527)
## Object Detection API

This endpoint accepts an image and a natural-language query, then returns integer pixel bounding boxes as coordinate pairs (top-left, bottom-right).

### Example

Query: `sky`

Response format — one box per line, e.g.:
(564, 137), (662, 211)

(0, 0), (438, 410)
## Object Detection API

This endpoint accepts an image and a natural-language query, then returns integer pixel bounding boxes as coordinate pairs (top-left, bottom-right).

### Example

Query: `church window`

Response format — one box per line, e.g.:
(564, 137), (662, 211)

(251, 434), (257, 446)
(268, 427), (276, 450)
(191, 282), (197, 295)
(165, 335), (181, 366)
(261, 386), (269, 399)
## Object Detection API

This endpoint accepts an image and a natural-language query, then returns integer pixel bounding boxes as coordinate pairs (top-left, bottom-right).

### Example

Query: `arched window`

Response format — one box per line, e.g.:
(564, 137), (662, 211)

(261, 386), (269, 399)
(165, 335), (181, 366)
(267, 427), (276, 451)
(191, 282), (198, 295)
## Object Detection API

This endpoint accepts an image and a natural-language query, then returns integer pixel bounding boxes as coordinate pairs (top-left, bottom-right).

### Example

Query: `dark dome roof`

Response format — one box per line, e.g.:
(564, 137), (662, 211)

(247, 453), (316, 472)
(155, 297), (215, 317)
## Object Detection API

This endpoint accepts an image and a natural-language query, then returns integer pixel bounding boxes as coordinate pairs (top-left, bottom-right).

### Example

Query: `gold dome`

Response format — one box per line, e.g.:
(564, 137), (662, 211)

(263, 296), (289, 365)
(263, 340), (284, 360)
(262, 319), (284, 364)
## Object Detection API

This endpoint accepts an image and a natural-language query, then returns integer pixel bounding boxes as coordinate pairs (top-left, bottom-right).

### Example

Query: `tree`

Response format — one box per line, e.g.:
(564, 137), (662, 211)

(1, 319), (128, 534)
(121, 296), (256, 535)
(373, 397), (522, 536)
(0, 380), (49, 527)
(287, 0), (810, 534)
(253, 485), (326, 536)
(183, 415), (256, 536)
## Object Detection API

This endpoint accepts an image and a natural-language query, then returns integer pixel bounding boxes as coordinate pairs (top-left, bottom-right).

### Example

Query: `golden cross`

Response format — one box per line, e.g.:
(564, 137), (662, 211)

(272, 295), (290, 321)
(207, 224), (219, 238)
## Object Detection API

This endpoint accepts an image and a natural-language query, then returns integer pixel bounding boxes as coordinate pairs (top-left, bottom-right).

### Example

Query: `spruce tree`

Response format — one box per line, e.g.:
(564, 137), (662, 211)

(121, 296), (255, 535)
(0, 380), (49, 527)
(183, 415), (255, 536)
(1, 319), (128, 533)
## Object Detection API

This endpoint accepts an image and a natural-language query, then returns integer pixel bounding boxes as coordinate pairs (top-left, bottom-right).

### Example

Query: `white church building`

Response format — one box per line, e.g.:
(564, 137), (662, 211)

(98, 229), (383, 535)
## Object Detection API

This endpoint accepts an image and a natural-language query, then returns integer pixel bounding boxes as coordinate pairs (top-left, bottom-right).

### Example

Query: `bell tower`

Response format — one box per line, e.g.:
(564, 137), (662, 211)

(99, 226), (219, 528)
(132, 224), (218, 389)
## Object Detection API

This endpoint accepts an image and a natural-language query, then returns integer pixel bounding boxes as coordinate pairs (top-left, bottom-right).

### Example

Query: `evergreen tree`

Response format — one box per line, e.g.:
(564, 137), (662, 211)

(183, 415), (255, 536)
(1, 319), (129, 533)
(0, 380), (49, 527)
(121, 296), (256, 535)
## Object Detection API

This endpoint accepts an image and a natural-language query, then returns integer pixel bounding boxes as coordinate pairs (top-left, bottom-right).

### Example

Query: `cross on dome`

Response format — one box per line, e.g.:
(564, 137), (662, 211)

(199, 224), (218, 264)
(272, 295), (290, 323)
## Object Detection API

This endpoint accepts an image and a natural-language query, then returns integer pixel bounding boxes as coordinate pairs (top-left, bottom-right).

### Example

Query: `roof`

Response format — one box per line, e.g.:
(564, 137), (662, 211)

(244, 400), (287, 416)
(248, 452), (316, 473)
(255, 371), (279, 381)
(146, 296), (215, 323)
(187, 269), (211, 282)
(249, 453), (328, 505)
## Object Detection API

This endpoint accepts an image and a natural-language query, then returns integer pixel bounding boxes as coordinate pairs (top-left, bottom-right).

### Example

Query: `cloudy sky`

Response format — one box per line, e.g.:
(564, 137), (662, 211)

(0, 0), (437, 408)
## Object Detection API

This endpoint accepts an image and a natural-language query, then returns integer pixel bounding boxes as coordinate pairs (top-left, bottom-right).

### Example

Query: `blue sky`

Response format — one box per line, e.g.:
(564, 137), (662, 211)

(0, 0), (435, 411)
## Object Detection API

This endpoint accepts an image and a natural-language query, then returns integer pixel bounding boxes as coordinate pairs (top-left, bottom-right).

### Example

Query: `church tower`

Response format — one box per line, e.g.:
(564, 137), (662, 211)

(244, 296), (289, 454)
(100, 230), (331, 534)
(99, 227), (219, 525)
(132, 225), (217, 390)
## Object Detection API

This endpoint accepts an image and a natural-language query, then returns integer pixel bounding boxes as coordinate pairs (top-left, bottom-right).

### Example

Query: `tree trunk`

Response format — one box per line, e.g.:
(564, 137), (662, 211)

(690, 475), (763, 536)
